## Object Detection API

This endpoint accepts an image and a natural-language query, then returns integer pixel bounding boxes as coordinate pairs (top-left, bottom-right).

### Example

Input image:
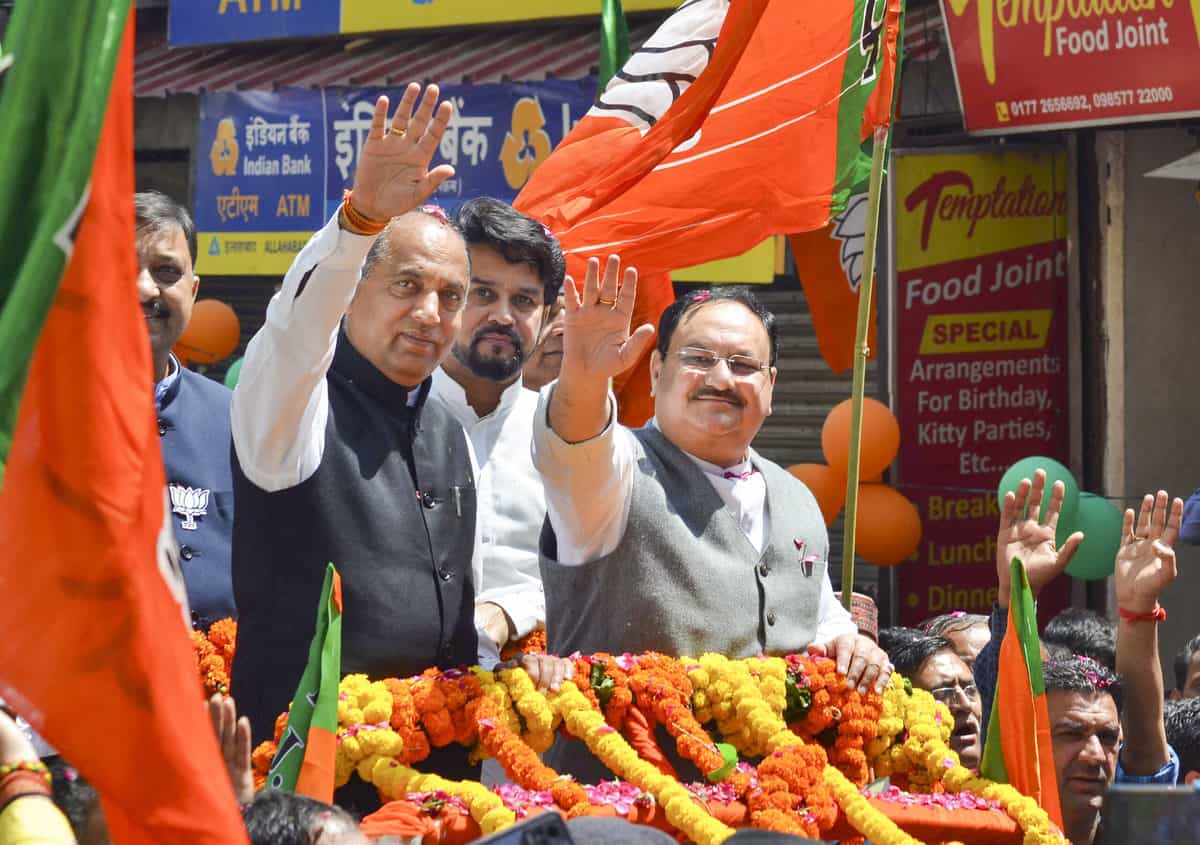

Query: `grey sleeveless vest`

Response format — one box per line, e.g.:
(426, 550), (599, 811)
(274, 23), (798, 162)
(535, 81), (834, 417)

(540, 425), (829, 659)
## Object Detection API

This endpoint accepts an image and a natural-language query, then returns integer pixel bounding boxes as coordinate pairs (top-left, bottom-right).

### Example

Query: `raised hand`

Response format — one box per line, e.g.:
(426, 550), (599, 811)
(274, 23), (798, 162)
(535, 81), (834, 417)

(208, 693), (255, 805)
(995, 469), (1083, 608)
(561, 255), (656, 384)
(349, 83), (456, 222)
(1114, 491), (1183, 614)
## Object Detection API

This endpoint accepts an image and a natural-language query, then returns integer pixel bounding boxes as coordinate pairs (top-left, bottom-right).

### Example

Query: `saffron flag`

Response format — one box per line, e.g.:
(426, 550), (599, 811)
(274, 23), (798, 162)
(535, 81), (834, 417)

(0, 3), (249, 843)
(789, 193), (878, 374)
(980, 559), (1064, 828)
(267, 563), (344, 803)
(515, 0), (902, 280)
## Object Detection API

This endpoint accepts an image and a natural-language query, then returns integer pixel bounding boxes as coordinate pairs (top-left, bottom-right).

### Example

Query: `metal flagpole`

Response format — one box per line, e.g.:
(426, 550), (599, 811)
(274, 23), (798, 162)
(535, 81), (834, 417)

(840, 125), (890, 611)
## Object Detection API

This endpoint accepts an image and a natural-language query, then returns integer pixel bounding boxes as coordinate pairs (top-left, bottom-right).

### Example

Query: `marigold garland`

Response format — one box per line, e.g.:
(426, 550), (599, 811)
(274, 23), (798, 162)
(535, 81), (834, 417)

(549, 679), (736, 845)
(191, 617), (237, 696)
(237, 652), (1061, 845)
(499, 626), (547, 661)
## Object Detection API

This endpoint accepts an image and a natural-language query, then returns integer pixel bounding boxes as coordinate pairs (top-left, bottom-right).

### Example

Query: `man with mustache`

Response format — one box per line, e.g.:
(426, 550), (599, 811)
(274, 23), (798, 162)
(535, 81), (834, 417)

(531, 272), (890, 776)
(228, 88), (572, 784)
(136, 190), (235, 627)
(427, 197), (565, 653)
(976, 472), (1181, 845)
(880, 627), (982, 770)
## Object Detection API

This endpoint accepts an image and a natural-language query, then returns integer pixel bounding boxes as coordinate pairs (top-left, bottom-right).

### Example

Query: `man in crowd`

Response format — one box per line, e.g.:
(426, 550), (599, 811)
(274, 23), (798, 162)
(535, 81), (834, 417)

(921, 612), (990, 671)
(136, 190), (235, 627)
(229, 86), (568, 774)
(977, 472), (1181, 845)
(522, 293), (565, 392)
(1043, 607), (1117, 672)
(1171, 633), (1200, 699)
(533, 269), (889, 679)
(880, 628), (982, 770)
(1164, 696), (1200, 783)
(428, 198), (564, 652)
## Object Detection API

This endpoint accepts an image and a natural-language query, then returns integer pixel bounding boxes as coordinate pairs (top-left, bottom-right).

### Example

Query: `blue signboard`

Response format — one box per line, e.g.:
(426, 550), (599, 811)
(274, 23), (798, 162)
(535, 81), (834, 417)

(195, 90), (326, 274)
(322, 81), (594, 221)
(169, 1), (340, 47)
(195, 81), (596, 274)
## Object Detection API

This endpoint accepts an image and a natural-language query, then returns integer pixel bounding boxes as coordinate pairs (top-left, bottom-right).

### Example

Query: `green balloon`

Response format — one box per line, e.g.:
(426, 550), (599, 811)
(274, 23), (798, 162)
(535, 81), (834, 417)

(997, 456), (1080, 547)
(223, 357), (244, 389)
(1064, 493), (1123, 581)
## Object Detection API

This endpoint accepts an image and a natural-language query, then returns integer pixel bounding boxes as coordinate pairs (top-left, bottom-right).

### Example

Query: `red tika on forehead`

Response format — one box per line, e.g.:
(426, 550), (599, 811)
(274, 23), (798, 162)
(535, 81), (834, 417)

(419, 204), (448, 224)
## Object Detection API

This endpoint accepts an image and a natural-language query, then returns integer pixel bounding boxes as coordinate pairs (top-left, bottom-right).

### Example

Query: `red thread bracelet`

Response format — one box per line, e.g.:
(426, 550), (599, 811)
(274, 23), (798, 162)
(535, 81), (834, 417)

(1118, 605), (1167, 623)
(341, 189), (388, 236)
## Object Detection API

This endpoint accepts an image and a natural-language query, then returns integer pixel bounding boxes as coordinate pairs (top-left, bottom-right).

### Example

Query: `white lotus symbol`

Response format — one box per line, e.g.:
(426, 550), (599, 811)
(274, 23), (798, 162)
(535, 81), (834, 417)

(830, 193), (868, 293)
(169, 485), (210, 531)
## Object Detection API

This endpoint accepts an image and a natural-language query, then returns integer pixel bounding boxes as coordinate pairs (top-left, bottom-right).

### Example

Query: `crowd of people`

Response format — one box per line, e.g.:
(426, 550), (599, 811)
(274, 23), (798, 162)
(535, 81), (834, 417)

(2, 83), (1197, 845)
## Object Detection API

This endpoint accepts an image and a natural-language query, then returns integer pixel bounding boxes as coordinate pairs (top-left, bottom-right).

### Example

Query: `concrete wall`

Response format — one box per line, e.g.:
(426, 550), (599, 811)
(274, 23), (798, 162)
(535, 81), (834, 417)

(1118, 126), (1200, 684)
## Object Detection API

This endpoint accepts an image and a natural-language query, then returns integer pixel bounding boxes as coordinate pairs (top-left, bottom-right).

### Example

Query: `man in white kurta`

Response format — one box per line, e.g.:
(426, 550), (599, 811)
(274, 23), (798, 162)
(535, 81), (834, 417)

(429, 197), (565, 653)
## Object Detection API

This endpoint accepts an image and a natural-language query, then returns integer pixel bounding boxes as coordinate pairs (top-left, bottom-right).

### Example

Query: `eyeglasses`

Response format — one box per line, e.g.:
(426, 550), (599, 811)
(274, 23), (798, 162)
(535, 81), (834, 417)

(674, 347), (770, 379)
(928, 681), (980, 705)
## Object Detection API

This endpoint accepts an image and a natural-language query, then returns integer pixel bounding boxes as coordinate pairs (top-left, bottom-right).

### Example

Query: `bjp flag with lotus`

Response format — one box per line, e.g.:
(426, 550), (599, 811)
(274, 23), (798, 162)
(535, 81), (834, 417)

(515, 0), (901, 407)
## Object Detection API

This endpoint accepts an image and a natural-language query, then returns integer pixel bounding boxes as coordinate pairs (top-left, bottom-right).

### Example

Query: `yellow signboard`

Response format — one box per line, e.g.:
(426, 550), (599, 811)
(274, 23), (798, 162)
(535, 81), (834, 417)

(341, 0), (679, 34)
(196, 232), (315, 276)
(893, 149), (1068, 273)
(673, 237), (779, 285)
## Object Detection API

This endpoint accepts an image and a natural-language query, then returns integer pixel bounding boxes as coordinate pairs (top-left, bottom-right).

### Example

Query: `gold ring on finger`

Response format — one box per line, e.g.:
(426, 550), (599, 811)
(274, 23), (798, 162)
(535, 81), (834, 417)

(390, 126), (407, 137)
(597, 297), (617, 306)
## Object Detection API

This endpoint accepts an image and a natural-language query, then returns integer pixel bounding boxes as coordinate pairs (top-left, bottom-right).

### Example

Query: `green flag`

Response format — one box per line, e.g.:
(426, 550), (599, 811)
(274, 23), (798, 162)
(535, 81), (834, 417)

(0, 0), (130, 482)
(979, 559), (1064, 827)
(267, 563), (344, 803)
(598, 0), (631, 94)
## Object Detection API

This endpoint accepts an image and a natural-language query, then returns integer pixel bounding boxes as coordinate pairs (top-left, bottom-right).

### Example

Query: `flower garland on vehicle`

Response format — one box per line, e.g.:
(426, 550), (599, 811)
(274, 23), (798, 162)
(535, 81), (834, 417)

(868, 680), (1066, 844)
(549, 679), (736, 845)
(470, 669), (589, 814)
(628, 654), (747, 791)
(242, 653), (1061, 845)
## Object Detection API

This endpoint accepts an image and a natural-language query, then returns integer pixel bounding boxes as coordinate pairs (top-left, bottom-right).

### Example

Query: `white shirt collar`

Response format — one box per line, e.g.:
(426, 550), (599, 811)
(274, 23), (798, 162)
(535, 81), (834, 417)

(647, 417), (754, 478)
(431, 366), (525, 424)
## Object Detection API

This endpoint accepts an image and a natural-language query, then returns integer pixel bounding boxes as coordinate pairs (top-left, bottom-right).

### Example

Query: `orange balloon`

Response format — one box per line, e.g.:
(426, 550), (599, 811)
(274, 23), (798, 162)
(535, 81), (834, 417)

(786, 463), (847, 527)
(853, 484), (921, 566)
(821, 397), (900, 480)
(175, 300), (240, 365)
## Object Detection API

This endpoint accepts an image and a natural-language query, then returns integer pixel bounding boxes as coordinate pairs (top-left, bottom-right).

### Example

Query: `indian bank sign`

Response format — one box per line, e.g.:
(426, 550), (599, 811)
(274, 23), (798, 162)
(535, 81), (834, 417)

(939, 0), (1200, 133)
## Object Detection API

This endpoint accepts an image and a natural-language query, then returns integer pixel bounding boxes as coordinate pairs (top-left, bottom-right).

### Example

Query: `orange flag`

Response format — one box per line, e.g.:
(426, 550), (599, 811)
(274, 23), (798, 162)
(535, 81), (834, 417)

(0, 10), (249, 844)
(516, 0), (901, 407)
(789, 193), (878, 374)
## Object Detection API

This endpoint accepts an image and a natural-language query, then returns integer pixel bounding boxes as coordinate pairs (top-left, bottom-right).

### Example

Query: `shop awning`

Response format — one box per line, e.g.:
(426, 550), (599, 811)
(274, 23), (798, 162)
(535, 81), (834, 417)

(134, 20), (660, 97)
(135, 4), (945, 98)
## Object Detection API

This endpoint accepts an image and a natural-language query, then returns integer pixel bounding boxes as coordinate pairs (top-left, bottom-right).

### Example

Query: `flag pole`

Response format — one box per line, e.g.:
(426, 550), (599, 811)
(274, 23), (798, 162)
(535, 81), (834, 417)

(840, 126), (889, 611)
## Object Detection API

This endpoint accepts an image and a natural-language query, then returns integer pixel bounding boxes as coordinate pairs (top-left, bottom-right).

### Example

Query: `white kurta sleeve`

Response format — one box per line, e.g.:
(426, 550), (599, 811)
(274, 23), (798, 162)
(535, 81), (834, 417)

(530, 384), (638, 566)
(478, 583), (546, 641)
(813, 576), (859, 643)
(230, 212), (376, 492)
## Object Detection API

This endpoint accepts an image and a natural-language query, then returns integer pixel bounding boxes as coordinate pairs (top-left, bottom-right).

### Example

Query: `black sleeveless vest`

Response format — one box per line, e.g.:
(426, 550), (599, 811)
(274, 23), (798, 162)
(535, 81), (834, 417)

(230, 331), (478, 750)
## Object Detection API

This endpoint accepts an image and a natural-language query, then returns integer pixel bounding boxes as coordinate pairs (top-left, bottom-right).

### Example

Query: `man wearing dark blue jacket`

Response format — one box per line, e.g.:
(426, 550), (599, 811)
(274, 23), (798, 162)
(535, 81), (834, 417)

(136, 190), (236, 627)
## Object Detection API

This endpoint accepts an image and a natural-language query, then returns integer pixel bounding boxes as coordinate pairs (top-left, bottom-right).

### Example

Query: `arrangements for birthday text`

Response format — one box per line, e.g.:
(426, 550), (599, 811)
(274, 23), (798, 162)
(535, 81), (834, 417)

(892, 147), (1072, 623)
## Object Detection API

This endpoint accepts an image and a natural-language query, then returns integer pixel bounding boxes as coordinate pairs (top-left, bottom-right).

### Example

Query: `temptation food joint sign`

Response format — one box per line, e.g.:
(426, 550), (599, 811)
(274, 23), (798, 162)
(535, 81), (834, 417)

(939, 0), (1200, 133)
(890, 148), (1072, 625)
